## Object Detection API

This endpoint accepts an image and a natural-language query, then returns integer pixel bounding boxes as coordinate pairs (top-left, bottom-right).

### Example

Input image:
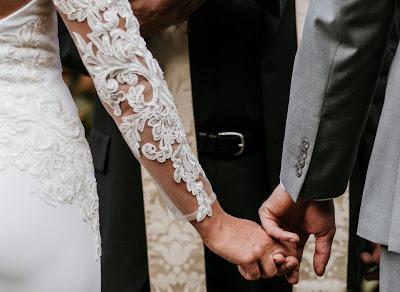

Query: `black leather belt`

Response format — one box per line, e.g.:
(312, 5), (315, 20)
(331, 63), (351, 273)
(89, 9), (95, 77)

(196, 131), (262, 157)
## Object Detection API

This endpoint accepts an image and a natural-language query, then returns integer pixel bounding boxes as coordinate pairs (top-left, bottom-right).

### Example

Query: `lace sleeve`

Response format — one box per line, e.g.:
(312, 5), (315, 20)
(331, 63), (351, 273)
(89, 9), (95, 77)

(53, 0), (216, 222)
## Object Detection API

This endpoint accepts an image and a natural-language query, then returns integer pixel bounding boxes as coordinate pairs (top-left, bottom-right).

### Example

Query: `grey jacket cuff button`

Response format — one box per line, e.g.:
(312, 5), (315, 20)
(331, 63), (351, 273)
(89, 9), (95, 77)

(295, 166), (302, 177)
(299, 149), (307, 159)
(302, 139), (310, 150)
(298, 158), (305, 168)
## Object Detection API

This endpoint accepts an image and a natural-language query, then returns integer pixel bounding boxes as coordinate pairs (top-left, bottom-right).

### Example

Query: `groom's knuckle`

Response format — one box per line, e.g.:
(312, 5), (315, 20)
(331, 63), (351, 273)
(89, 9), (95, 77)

(243, 256), (254, 265)
(258, 202), (268, 214)
(253, 243), (264, 255)
(258, 203), (268, 216)
(242, 252), (256, 264)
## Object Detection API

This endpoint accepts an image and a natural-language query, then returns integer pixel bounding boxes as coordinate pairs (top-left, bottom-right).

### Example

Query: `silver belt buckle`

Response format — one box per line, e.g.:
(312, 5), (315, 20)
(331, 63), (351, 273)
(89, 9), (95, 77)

(218, 132), (246, 156)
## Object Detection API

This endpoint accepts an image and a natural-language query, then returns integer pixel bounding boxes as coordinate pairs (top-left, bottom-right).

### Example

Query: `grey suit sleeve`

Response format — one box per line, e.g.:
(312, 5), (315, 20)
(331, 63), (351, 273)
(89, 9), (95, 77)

(280, 0), (396, 201)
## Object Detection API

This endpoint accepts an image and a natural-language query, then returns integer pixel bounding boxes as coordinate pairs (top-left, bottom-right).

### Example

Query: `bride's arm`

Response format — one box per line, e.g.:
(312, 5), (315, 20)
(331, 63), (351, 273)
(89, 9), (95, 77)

(53, 0), (298, 280)
(55, 0), (213, 222)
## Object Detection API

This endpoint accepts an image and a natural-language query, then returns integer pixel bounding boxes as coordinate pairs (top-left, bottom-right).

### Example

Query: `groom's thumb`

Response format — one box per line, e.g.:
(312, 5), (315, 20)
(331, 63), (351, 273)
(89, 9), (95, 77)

(259, 203), (299, 243)
(313, 233), (334, 276)
(262, 219), (299, 243)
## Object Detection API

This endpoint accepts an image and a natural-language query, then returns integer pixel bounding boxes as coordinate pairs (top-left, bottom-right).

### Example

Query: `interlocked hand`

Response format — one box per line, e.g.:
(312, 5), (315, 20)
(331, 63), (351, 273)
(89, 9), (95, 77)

(259, 184), (336, 283)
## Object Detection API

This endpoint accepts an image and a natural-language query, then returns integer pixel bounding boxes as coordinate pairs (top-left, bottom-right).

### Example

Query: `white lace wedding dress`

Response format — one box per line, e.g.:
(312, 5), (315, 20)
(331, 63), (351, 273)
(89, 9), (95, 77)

(0, 0), (216, 291)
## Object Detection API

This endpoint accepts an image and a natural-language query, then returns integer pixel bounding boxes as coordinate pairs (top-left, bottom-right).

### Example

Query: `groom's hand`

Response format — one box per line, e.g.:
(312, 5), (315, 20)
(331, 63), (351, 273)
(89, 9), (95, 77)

(132, 0), (205, 38)
(259, 185), (336, 280)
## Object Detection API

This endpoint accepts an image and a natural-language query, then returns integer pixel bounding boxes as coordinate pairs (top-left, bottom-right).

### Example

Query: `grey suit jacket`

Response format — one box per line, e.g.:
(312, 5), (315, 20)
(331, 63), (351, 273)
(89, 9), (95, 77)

(280, 0), (400, 251)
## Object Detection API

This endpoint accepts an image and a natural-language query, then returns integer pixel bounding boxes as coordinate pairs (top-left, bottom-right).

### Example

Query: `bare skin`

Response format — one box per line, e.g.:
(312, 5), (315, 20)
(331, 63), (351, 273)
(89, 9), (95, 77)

(259, 185), (336, 283)
(0, 0), (32, 20)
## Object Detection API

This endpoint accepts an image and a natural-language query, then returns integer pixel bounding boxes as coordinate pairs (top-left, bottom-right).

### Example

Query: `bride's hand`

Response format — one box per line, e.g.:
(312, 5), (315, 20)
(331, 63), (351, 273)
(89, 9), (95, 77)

(192, 201), (299, 282)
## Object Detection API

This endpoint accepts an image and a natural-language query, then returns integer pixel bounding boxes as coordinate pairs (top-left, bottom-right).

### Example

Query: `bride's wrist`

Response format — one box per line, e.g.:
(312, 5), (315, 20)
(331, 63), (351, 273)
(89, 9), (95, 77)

(191, 201), (227, 244)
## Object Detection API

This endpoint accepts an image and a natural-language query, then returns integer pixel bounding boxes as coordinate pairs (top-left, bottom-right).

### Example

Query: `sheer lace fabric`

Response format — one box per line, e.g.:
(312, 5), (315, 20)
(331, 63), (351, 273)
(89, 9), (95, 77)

(53, 0), (216, 221)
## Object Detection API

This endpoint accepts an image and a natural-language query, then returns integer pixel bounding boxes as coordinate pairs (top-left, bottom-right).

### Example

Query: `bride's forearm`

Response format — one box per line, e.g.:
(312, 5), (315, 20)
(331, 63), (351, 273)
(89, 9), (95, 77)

(54, 0), (216, 222)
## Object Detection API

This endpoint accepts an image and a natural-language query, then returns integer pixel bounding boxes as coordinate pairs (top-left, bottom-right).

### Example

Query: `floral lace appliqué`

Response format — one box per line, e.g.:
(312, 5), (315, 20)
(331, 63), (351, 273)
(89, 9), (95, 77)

(0, 13), (101, 256)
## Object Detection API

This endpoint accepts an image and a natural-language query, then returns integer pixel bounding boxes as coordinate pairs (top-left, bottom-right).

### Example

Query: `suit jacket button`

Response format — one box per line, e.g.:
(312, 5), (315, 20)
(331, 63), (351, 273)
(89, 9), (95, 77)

(299, 148), (307, 159)
(295, 166), (302, 177)
(298, 158), (305, 168)
(302, 139), (310, 150)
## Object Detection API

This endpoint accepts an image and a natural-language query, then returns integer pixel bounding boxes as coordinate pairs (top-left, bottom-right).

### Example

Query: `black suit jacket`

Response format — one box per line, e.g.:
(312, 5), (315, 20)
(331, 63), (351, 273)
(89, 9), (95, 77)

(58, 0), (297, 291)
(261, 0), (297, 190)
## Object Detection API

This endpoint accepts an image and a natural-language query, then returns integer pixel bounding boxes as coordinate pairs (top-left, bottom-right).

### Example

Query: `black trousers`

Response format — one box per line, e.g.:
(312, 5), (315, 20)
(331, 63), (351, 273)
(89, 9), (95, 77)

(200, 151), (292, 292)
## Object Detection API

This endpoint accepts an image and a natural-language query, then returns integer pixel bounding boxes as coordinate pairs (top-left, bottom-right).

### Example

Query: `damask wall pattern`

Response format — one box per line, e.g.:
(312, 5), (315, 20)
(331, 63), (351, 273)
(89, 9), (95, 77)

(142, 23), (208, 292)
